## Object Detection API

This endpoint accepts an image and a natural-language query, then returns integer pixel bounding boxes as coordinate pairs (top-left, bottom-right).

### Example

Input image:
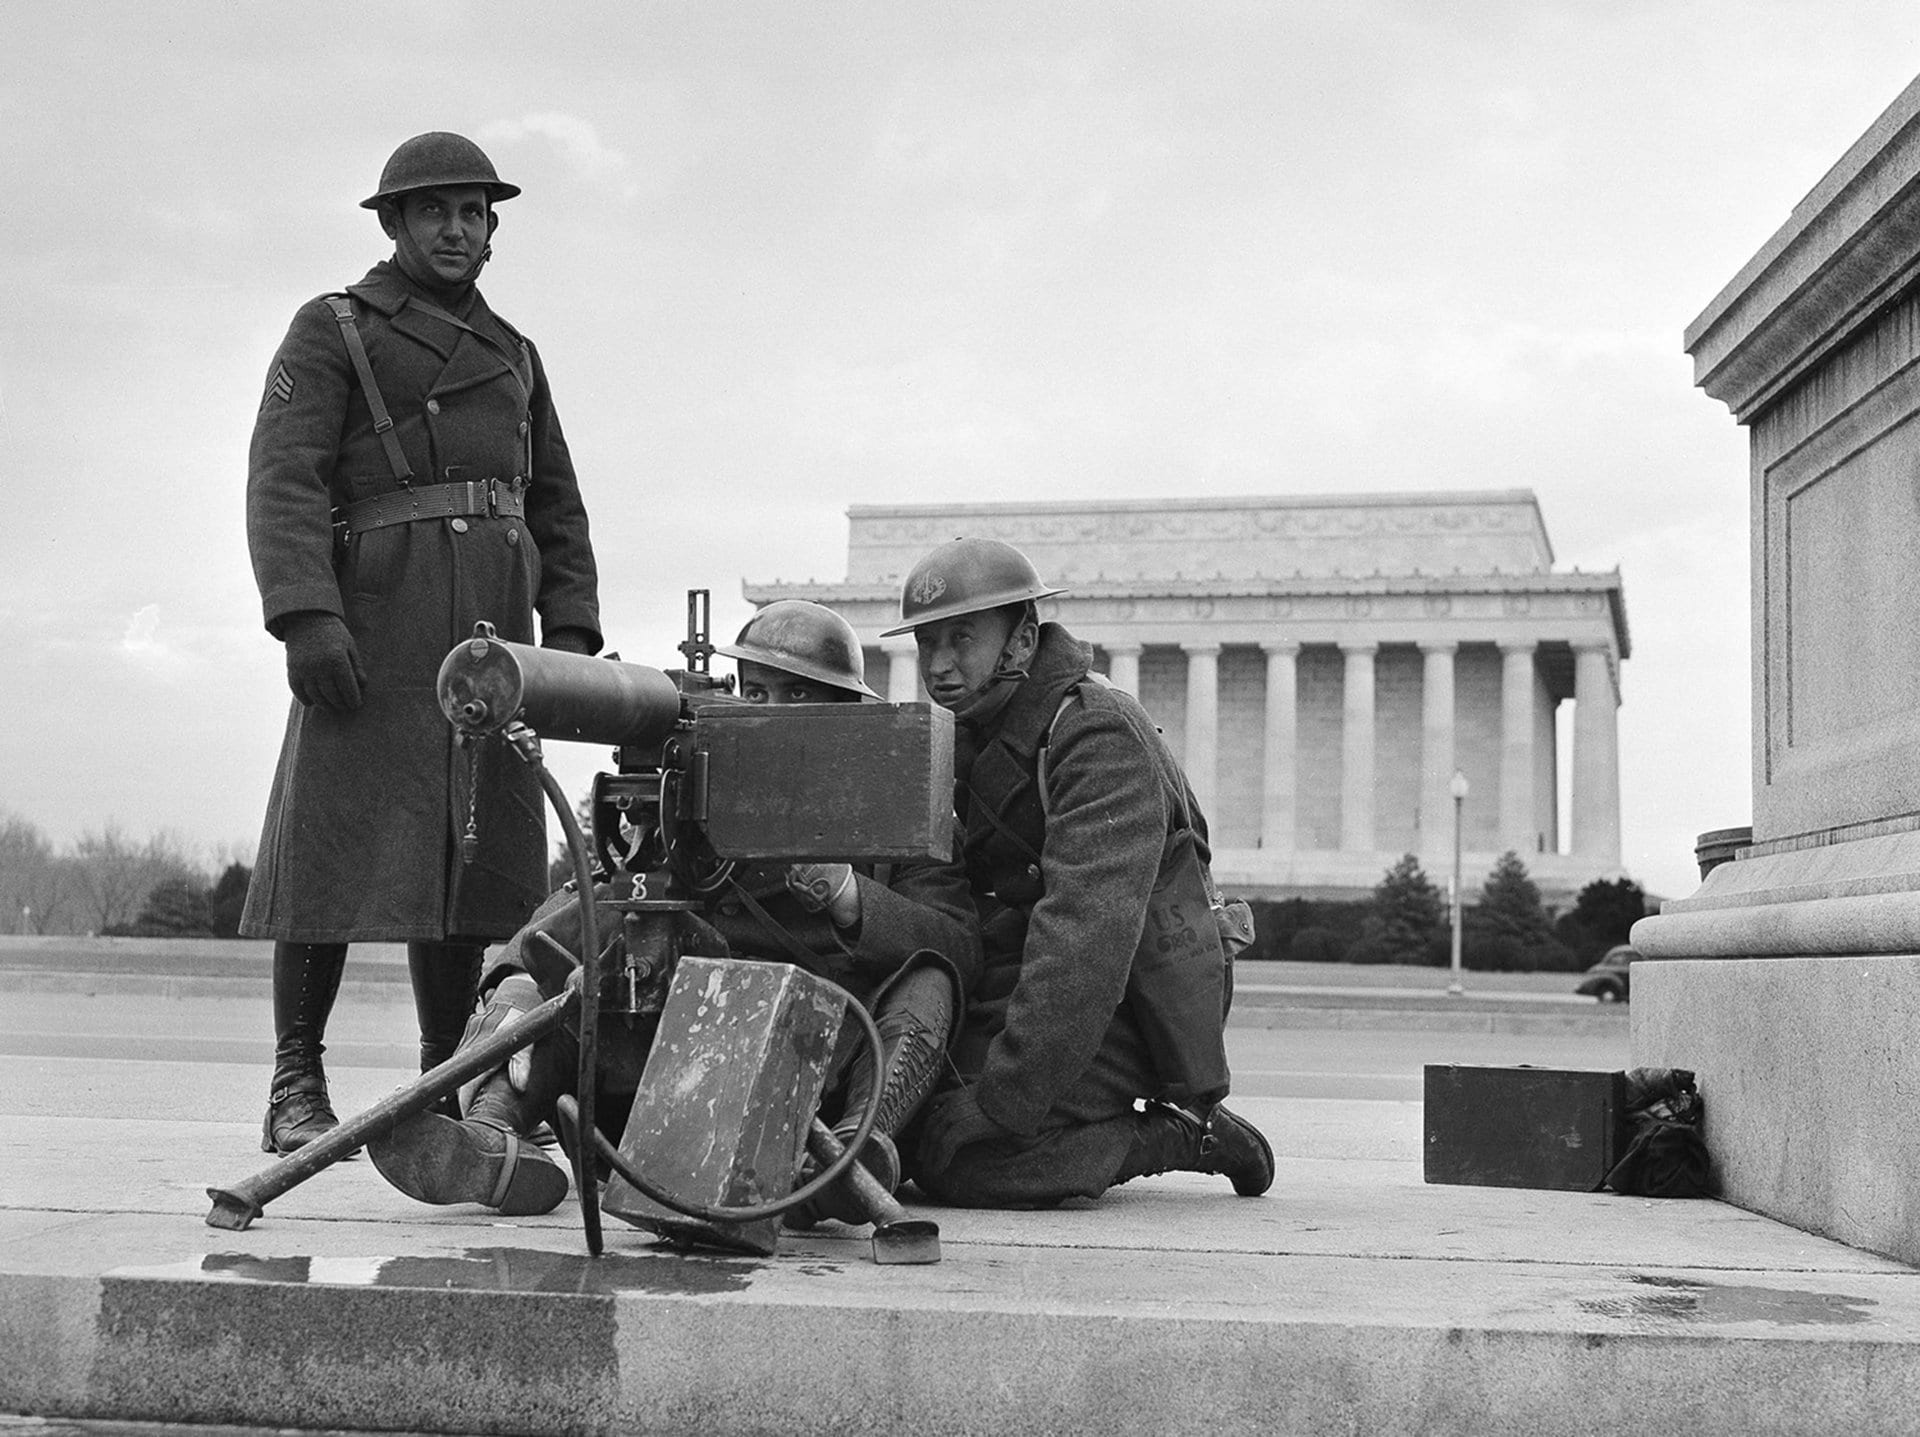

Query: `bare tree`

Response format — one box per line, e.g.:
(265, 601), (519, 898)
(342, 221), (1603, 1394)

(69, 824), (202, 935)
(0, 812), (69, 934)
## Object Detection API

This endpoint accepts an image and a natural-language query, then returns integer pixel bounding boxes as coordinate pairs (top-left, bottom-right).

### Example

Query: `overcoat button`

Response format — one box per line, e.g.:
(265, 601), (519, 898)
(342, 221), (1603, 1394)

(506, 528), (519, 544)
(426, 399), (441, 414)
(518, 419), (530, 436)
(450, 518), (469, 533)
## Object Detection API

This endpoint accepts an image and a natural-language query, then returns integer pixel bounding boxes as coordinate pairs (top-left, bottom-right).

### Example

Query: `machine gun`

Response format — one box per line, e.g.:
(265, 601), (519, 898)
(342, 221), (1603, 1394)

(206, 593), (953, 1263)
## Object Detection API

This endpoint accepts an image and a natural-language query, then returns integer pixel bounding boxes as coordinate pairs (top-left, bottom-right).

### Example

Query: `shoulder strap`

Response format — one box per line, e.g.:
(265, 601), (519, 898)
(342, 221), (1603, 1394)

(403, 294), (534, 405)
(724, 877), (824, 968)
(1037, 675), (1109, 818)
(324, 295), (413, 484)
(1038, 673), (1194, 832)
(964, 780), (1044, 868)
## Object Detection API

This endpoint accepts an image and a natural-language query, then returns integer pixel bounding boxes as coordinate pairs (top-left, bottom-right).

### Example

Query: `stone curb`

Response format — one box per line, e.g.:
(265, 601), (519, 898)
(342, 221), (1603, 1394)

(8, 1235), (1920, 1437)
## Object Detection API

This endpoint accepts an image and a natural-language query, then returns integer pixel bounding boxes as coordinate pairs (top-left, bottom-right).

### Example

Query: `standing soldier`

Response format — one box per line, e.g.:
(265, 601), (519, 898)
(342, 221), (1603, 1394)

(892, 537), (1274, 1208)
(242, 132), (602, 1155)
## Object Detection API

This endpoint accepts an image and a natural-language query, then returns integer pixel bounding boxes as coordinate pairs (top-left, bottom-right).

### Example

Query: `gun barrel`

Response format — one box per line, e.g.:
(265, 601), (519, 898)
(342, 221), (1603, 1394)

(436, 625), (684, 748)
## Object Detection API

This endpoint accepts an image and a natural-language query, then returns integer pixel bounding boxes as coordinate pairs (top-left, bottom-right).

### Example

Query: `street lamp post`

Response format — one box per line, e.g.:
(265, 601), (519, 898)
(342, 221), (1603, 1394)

(1448, 770), (1469, 996)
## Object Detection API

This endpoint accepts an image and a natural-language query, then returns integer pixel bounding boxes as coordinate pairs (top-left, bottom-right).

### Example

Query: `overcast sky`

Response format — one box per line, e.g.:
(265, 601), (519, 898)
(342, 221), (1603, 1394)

(4, 3), (1917, 903)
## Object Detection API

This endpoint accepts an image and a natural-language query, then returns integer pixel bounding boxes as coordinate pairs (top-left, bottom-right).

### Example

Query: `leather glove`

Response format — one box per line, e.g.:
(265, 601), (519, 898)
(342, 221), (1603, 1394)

(917, 1086), (1009, 1175)
(541, 627), (596, 656)
(283, 613), (366, 710)
(787, 863), (859, 928)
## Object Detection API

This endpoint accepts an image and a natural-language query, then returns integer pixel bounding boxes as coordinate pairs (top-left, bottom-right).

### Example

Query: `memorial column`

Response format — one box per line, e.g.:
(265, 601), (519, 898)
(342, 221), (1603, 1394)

(1419, 641), (1458, 872)
(1499, 641), (1538, 852)
(1261, 641), (1299, 854)
(1183, 641), (1221, 821)
(1340, 642), (1377, 854)
(882, 638), (920, 703)
(1105, 642), (1143, 696)
(1572, 643), (1622, 866)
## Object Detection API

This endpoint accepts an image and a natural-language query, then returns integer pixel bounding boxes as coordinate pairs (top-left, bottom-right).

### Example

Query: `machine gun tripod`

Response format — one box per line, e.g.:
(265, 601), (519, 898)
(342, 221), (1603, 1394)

(206, 595), (954, 1264)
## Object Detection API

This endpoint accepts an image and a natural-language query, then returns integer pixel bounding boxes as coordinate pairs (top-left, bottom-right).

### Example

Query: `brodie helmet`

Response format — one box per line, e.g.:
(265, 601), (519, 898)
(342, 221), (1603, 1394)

(715, 600), (880, 700)
(360, 132), (520, 209)
(880, 537), (1066, 637)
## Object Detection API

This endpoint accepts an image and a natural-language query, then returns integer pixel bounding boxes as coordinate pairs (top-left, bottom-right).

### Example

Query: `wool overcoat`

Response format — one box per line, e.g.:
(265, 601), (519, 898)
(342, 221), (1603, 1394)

(954, 623), (1230, 1136)
(241, 261), (601, 944)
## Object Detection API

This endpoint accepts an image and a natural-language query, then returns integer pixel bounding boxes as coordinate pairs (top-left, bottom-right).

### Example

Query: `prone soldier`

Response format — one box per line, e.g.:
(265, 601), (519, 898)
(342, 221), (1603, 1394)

(367, 601), (980, 1222)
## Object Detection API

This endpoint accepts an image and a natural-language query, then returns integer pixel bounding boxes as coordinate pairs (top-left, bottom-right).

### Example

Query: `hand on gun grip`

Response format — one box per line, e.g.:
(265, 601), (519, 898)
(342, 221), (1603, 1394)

(786, 862), (859, 928)
(284, 613), (366, 710)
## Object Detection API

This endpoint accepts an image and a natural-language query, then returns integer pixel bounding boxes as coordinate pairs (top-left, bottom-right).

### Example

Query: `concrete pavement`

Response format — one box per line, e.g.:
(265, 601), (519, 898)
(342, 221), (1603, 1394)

(1, 940), (1914, 1436)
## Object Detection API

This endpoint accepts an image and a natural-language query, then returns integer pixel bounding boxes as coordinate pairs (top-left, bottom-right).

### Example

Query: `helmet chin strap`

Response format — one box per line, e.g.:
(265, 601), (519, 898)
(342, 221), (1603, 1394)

(946, 652), (1030, 726)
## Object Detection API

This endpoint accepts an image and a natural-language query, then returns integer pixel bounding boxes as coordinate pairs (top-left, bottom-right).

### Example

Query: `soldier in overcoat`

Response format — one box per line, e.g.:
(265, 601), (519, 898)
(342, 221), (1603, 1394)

(367, 602), (981, 1222)
(242, 132), (601, 1155)
(891, 538), (1275, 1208)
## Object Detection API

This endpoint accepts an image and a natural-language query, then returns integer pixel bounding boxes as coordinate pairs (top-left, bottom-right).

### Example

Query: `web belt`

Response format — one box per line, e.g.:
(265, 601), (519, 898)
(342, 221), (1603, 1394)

(339, 479), (527, 535)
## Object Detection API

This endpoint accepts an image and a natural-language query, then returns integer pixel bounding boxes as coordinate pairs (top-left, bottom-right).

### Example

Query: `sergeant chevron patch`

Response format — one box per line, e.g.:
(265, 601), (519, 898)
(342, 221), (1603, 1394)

(268, 363), (295, 405)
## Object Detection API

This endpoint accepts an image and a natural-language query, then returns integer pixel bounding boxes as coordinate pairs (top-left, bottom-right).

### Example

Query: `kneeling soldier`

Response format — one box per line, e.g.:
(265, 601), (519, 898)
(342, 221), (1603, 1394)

(367, 601), (980, 1220)
(896, 537), (1275, 1208)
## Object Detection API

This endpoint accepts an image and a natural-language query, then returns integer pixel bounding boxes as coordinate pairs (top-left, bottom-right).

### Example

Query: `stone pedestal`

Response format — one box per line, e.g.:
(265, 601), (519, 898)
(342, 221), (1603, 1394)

(1633, 956), (1920, 1266)
(1639, 73), (1920, 1262)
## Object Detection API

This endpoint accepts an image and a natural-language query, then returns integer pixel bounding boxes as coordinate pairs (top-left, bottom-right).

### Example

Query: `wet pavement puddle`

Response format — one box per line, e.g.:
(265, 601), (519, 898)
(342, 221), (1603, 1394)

(107, 1245), (813, 1296)
(1577, 1272), (1878, 1326)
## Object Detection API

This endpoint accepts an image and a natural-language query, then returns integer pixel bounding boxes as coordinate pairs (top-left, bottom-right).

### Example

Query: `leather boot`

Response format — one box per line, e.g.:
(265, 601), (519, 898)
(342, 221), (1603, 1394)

(787, 965), (952, 1228)
(263, 941), (347, 1155)
(1112, 1101), (1275, 1197)
(368, 1069), (569, 1217)
(408, 939), (483, 1117)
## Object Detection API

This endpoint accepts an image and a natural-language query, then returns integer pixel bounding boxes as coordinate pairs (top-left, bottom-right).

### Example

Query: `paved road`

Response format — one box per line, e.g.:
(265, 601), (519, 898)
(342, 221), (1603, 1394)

(0, 984), (1630, 1124)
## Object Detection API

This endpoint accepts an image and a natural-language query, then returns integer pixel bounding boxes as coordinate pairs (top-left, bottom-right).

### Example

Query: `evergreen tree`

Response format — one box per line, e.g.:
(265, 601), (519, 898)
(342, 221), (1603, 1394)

(207, 863), (252, 938)
(1466, 850), (1577, 972)
(1352, 853), (1446, 965)
(1554, 876), (1648, 961)
(113, 876), (215, 937)
(1478, 851), (1550, 938)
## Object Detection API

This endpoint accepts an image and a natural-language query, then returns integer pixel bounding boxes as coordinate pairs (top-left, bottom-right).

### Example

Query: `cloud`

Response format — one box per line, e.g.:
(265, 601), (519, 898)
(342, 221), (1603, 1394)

(122, 604), (162, 654)
(118, 603), (181, 675)
(110, 606), (271, 681)
(478, 113), (636, 199)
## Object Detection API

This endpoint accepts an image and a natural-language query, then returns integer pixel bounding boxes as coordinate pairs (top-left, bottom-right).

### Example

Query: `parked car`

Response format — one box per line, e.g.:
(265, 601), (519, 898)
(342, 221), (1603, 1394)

(1576, 944), (1638, 1002)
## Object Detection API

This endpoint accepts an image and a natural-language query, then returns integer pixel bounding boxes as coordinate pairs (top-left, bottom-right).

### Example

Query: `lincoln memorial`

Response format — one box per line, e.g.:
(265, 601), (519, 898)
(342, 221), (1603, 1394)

(745, 490), (1629, 904)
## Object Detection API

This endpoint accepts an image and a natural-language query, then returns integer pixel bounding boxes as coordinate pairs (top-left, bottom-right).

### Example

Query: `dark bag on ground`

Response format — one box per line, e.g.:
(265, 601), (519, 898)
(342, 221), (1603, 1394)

(1599, 1066), (1715, 1198)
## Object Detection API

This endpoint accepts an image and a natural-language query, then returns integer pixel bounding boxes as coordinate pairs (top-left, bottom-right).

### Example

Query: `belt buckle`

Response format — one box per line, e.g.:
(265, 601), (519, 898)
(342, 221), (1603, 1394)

(483, 477), (501, 518)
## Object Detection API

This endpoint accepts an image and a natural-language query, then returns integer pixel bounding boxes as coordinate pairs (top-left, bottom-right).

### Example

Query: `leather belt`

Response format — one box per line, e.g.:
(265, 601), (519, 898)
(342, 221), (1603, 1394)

(338, 479), (526, 535)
